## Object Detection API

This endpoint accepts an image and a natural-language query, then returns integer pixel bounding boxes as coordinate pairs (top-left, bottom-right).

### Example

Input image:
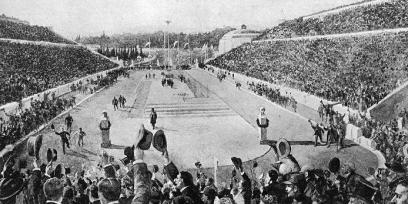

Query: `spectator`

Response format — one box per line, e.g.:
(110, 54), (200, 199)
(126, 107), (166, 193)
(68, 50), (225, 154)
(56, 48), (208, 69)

(43, 177), (64, 204)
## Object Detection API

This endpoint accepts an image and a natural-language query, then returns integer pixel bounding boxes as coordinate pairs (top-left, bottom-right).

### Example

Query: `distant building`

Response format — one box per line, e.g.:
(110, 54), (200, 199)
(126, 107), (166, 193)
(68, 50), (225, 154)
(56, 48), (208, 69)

(218, 24), (260, 56)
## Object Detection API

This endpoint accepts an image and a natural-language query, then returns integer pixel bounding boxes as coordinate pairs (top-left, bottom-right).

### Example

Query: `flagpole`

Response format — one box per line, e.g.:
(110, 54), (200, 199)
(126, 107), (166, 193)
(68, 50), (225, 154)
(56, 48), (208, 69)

(165, 20), (171, 68)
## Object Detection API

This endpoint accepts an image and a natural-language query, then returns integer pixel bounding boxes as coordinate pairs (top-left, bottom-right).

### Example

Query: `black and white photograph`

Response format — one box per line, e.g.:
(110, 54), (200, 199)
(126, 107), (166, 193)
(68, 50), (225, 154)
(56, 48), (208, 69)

(0, 0), (408, 203)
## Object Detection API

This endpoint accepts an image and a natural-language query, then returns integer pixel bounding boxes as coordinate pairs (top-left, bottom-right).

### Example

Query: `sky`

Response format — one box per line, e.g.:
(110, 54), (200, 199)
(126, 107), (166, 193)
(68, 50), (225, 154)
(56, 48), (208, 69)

(0, 0), (362, 39)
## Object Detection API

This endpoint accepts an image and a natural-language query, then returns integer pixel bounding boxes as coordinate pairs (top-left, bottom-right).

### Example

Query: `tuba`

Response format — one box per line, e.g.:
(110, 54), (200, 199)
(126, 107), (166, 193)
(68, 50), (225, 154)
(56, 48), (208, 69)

(27, 134), (43, 160)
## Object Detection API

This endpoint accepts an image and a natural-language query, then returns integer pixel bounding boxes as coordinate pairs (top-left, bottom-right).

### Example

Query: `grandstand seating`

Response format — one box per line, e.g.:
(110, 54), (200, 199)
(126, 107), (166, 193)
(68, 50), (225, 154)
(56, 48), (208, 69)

(208, 31), (408, 109)
(0, 41), (117, 105)
(0, 19), (75, 44)
(256, 0), (408, 40)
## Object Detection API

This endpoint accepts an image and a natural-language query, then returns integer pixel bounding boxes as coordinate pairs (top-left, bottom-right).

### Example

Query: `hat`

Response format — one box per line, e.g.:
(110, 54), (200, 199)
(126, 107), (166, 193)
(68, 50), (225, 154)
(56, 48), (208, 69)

(153, 165), (159, 173)
(46, 148), (53, 163)
(153, 130), (167, 152)
(104, 164), (117, 178)
(27, 134), (43, 159)
(53, 164), (63, 179)
(385, 162), (406, 173)
(52, 149), (58, 162)
(231, 157), (242, 170)
(277, 138), (291, 158)
(137, 125), (153, 150)
(163, 162), (179, 182)
(65, 167), (71, 175)
(124, 145), (135, 161)
(329, 157), (340, 173)
(195, 162), (202, 168)
(0, 177), (24, 201)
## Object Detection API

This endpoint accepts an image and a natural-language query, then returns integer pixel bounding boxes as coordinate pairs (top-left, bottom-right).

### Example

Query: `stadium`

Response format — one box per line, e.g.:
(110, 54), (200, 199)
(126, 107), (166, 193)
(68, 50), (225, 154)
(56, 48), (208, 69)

(0, 0), (408, 203)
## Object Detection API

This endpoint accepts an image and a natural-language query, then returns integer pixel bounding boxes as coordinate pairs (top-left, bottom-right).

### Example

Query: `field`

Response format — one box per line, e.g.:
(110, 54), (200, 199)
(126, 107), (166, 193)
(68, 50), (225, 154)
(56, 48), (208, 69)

(16, 68), (377, 183)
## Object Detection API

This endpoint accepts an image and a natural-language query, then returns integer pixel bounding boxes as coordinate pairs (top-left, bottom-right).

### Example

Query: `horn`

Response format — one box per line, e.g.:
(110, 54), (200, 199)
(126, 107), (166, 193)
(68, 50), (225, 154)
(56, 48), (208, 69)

(276, 138), (291, 158)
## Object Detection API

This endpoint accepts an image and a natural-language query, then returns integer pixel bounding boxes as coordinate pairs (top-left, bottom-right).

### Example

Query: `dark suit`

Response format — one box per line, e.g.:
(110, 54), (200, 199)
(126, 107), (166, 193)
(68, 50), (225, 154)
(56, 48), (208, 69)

(181, 185), (203, 204)
(241, 172), (252, 204)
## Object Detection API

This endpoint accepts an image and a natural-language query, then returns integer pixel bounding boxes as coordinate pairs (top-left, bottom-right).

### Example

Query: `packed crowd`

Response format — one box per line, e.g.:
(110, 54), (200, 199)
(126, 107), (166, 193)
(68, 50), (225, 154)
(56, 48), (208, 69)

(208, 31), (408, 110)
(0, 69), (128, 151)
(0, 41), (118, 105)
(256, 0), (408, 40)
(2, 134), (408, 204)
(0, 19), (75, 44)
(248, 82), (297, 112)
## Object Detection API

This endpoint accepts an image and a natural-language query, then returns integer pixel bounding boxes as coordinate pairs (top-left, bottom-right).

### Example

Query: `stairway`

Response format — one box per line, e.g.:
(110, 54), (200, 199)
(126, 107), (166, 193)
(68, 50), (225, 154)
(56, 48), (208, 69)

(143, 97), (236, 118)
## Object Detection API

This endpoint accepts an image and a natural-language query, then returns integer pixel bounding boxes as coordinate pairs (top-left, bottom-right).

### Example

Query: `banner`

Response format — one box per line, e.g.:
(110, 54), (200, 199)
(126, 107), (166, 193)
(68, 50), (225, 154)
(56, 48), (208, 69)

(173, 41), (179, 48)
(144, 42), (151, 47)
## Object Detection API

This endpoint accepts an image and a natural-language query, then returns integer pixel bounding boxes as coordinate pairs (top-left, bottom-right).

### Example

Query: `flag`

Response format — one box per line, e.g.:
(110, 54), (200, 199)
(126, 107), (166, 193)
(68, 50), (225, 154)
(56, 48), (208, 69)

(144, 42), (151, 47)
(173, 41), (179, 48)
(183, 43), (189, 49)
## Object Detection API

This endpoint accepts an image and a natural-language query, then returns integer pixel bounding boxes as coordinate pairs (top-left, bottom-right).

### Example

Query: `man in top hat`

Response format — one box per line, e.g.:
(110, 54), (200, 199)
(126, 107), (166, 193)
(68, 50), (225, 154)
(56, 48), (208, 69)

(43, 177), (64, 204)
(99, 111), (111, 148)
(282, 173), (309, 203)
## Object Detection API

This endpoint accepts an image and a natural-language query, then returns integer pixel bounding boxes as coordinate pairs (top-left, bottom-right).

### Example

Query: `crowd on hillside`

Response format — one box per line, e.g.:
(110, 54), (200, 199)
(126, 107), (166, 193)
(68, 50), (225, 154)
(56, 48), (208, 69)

(256, 0), (408, 40)
(1, 134), (408, 204)
(0, 41), (118, 105)
(0, 19), (75, 44)
(208, 32), (408, 110)
(0, 69), (127, 151)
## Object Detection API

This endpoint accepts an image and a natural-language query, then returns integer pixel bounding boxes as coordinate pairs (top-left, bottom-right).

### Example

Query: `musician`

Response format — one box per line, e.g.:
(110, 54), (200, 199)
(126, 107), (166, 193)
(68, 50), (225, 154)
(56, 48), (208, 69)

(308, 119), (324, 147)
(99, 111), (111, 148)
(256, 107), (269, 142)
